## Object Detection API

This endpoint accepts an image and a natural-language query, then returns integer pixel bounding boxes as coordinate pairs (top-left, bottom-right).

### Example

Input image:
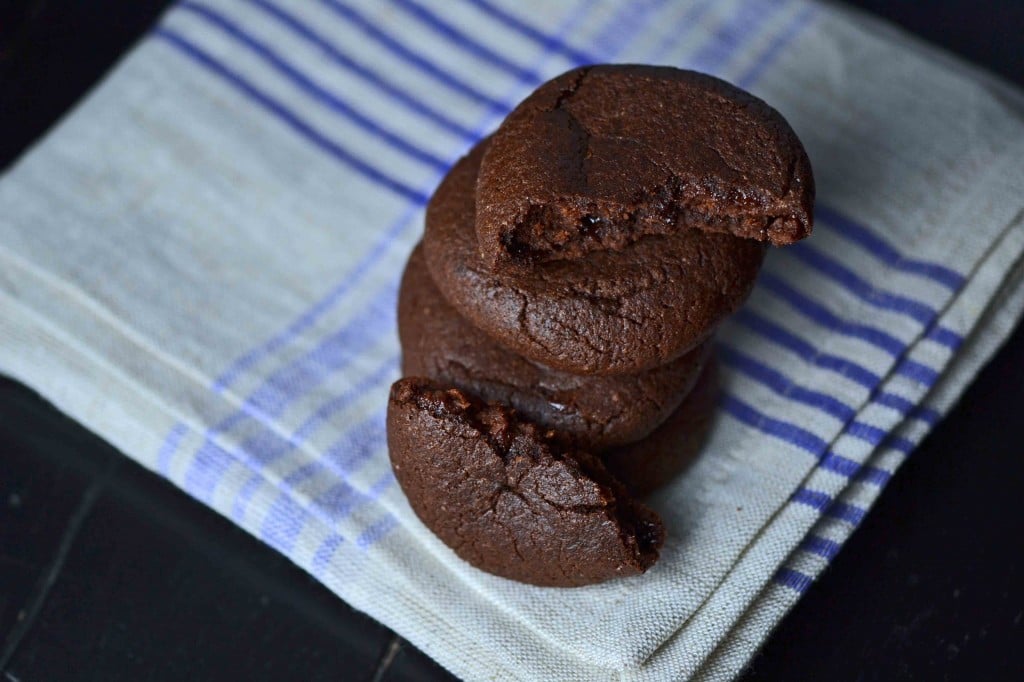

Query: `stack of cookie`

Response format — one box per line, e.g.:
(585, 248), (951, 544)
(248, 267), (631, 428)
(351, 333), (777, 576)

(388, 66), (814, 587)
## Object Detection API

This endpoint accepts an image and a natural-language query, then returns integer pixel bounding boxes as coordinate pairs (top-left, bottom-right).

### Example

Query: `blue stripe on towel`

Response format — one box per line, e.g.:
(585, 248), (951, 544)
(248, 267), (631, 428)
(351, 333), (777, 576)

(153, 28), (430, 203)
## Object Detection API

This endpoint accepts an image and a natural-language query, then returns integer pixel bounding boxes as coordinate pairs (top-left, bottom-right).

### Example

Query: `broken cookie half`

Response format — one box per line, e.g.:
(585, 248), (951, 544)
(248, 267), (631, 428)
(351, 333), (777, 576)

(387, 377), (665, 587)
(476, 65), (815, 270)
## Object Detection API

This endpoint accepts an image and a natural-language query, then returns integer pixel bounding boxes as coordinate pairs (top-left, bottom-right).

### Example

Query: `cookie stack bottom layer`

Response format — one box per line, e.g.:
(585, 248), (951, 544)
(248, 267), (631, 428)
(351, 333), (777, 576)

(397, 243), (715, 496)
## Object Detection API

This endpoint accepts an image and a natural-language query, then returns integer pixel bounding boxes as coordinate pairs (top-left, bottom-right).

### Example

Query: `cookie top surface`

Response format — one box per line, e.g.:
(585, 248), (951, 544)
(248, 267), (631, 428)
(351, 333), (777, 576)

(476, 65), (814, 269)
(399, 243), (710, 449)
(424, 140), (766, 375)
(386, 377), (664, 587)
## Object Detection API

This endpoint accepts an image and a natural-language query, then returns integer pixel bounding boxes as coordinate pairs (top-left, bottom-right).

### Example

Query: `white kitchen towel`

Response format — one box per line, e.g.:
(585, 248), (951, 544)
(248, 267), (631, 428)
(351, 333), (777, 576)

(2, 0), (1023, 679)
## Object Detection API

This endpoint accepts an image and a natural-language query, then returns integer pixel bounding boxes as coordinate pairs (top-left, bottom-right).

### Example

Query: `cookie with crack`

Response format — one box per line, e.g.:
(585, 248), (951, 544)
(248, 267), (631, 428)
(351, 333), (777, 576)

(387, 377), (665, 587)
(399, 242), (711, 450)
(475, 65), (814, 270)
(424, 140), (765, 375)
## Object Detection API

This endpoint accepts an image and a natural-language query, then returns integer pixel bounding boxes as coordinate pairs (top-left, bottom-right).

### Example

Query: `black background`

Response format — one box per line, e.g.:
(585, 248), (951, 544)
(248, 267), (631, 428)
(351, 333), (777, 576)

(1, 1), (1022, 680)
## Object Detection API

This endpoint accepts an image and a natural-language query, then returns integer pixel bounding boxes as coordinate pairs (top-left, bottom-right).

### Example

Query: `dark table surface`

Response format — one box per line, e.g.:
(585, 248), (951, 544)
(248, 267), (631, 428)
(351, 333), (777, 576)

(2, 1), (1023, 680)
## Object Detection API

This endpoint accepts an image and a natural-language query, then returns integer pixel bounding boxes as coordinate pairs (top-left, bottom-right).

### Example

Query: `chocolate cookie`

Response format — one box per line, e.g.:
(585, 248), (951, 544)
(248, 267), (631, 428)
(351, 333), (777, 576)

(399, 242), (711, 449)
(387, 377), (664, 587)
(423, 140), (766, 375)
(604, 360), (718, 497)
(475, 65), (814, 269)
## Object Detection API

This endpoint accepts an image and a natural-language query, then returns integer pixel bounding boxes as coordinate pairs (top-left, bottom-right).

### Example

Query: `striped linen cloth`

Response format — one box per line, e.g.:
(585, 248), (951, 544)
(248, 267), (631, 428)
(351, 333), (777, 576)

(2, 0), (1023, 679)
